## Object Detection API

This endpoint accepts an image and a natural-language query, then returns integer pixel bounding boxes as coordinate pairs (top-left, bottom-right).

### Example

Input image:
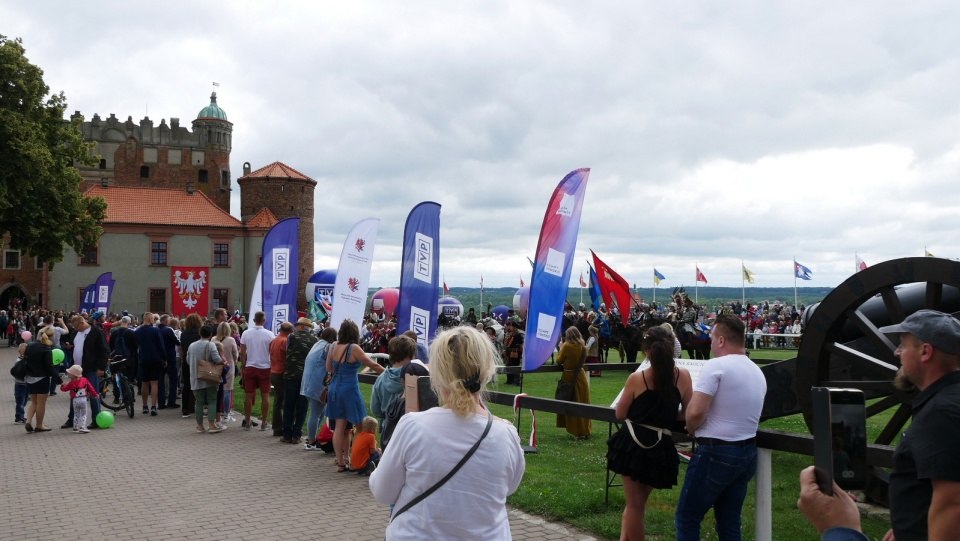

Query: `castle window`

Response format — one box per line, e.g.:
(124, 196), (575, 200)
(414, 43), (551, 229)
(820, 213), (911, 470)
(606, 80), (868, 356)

(199, 170), (208, 183)
(140, 166), (150, 179)
(213, 243), (229, 267)
(35, 257), (44, 270)
(4, 250), (20, 270)
(151, 241), (168, 266)
(221, 170), (229, 188)
(99, 159), (107, 170)
(212, 288), (229, 310)
(149, 288), (167, 313)
(79, 244), (99, 265)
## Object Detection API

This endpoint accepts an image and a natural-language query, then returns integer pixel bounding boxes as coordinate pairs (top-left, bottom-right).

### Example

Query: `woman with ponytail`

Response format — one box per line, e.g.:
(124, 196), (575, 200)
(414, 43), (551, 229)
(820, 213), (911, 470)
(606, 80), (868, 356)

(606, 325), (693, 540)
(370, 326), (525, 540)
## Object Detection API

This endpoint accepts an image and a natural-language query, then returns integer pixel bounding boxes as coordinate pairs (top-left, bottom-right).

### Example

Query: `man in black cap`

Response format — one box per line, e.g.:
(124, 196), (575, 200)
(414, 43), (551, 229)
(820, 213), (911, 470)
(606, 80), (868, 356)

(797, 309), (960, 541)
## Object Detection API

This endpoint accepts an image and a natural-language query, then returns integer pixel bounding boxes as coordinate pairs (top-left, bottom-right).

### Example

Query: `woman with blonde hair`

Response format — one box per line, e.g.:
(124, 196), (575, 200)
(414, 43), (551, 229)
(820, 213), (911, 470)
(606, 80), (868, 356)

(660, 322), (682, 359)
(556, 326), (592, 439)
(23, 326), (58, 432)
(370, 326), (524, 540)
(214, 321), (239, 423)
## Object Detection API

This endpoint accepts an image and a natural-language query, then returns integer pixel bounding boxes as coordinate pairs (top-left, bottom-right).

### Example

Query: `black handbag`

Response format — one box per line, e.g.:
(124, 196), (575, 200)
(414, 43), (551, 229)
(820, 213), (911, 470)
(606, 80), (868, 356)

(555, 347), (586, 402)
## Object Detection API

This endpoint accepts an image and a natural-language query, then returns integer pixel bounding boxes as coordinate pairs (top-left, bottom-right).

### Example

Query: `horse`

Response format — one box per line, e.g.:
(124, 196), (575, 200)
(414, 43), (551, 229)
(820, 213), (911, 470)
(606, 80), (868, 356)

(596, 316), (624, 363)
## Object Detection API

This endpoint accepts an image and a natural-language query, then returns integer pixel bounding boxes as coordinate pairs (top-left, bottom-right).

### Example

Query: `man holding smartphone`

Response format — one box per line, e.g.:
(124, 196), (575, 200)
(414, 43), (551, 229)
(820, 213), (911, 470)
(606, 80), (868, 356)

(678, 314), (767, 540)
(799, 309), (960, 541)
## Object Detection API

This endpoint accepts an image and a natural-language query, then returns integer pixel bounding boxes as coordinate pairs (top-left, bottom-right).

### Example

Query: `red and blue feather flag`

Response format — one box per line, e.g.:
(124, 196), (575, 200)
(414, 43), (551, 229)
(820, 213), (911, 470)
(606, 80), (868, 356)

(523, 168), (590, 371)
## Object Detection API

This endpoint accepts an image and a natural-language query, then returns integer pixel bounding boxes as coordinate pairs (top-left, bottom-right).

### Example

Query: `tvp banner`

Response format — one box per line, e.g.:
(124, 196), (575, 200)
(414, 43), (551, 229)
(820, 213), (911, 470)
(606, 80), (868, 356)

(262, 217), (300, 335)
(397, 202), (441, 349)
(93, 272), (116, 314)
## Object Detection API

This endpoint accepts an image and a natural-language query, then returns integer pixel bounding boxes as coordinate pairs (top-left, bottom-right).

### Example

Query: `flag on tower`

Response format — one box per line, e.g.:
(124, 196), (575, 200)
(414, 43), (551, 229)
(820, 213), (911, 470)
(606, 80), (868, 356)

(696, 267), (708, 284)
(443, 280), (449, 295)
(795, 260), (813, 280)
(520, 277), (525, 287)
(579, 273), (587, 288)
(742, 265), (755, 284)
(856, 255), (867, 272)
(654, 268), (665, 285)
(925, 249), (935, 257)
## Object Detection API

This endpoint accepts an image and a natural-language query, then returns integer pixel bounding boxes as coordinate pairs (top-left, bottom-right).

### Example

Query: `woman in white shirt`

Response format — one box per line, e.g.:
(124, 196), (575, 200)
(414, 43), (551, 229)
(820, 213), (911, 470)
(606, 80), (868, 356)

(369, 326), (525, 540)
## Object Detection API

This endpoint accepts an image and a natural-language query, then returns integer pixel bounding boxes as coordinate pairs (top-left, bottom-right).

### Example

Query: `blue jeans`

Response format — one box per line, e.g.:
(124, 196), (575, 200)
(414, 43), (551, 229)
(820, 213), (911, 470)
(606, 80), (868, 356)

(306, 397), (325, 442)
(675, 443), (758, 541)
(282, 378), (308, 440)
(158, 360), (179, 407)
(14, 382), (28, 420)
(68, 371), (101, 424)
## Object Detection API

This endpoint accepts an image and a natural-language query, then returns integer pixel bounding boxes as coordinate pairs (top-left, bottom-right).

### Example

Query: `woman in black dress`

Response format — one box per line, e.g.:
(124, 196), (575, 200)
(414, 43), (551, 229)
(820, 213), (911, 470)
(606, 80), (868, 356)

(606, 326), (693, 540)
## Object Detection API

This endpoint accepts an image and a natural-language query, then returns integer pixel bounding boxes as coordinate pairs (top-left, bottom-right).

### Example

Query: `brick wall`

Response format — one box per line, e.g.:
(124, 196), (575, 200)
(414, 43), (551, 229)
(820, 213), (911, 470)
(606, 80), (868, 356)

(239, 176), (315, 312)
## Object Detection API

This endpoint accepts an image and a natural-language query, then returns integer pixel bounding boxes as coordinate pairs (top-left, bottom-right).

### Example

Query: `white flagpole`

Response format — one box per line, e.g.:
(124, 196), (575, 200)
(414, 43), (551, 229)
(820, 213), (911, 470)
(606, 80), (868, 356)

(793, 257), (798, 309)
(653, 267), (657, 305)
(741, 260), (745, 305)
(695, 263), (699, 305)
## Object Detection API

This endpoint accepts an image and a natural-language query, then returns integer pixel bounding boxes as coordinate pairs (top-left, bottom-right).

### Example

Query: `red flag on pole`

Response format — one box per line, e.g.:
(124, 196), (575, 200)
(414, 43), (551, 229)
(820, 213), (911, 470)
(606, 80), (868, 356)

(696, 267), (708, 284)
(579, 272), (587, 288)
(590, 250), (634, 326)
(443, 281), (450, 295)
(520, 277), (525, 287)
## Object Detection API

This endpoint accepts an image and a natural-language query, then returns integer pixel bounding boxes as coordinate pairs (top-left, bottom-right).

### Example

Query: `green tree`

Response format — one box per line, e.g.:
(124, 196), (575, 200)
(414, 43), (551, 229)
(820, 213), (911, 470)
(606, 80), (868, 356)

(0, 35), (106, 268)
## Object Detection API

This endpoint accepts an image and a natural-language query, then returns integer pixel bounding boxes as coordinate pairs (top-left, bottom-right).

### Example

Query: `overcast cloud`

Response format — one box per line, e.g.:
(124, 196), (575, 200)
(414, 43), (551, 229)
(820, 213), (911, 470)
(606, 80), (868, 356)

(6, 1), (960, 289)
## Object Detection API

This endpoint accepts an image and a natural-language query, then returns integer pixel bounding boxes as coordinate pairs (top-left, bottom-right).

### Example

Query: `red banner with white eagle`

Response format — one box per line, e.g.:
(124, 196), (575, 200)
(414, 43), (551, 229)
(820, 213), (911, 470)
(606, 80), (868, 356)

(171, 266), (210, 317)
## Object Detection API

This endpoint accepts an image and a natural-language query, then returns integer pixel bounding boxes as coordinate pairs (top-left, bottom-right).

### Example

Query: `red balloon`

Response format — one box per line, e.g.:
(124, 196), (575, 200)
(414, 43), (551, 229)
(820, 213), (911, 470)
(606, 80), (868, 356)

(370, 288), (400, 318)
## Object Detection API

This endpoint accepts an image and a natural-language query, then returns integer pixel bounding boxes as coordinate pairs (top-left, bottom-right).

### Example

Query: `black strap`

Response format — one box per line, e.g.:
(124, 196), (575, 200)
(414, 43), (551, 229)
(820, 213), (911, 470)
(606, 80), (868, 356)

(390, 409), (494, 522)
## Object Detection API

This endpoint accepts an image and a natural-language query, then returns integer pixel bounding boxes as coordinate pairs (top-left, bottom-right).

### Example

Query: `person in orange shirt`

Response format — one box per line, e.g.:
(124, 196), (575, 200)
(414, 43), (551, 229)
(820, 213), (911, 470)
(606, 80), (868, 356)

(351, 416), (381, 476)
(268, 322), (293, 436)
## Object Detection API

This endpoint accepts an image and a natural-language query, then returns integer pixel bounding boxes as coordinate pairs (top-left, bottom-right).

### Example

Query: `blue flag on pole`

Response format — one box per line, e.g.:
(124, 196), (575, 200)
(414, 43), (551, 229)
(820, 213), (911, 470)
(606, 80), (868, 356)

(588, 264), (602, 310)
(795, 260), (813, 280)
(397, 201), (441, 350)
(93, 272), (116, 314)
(523, 168), (590, 371)
(262, 217), (300, 334)
(654, 268), (665, 285)
(78, 283), (96, 314)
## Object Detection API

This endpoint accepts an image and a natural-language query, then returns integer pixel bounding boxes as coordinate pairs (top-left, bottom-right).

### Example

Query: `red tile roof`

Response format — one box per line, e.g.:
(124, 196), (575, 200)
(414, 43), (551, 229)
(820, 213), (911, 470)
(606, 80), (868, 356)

(240, 161), (316, 183)
(246, 207), (279, 228)
(83, 186), (243, 228)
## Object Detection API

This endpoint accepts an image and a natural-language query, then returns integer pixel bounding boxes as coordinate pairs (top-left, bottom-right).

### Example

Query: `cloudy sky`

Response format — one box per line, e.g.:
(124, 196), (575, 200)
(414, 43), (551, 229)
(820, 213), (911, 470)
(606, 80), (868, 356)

(6, 1), (960, 289)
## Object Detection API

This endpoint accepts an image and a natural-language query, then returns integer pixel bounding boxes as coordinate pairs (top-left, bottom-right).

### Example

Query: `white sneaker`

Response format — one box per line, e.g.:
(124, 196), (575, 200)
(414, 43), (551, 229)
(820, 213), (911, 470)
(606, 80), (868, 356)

(79, 428), (90, 434)
(260, 422), (271, 432)
(226, 415), (237, 422)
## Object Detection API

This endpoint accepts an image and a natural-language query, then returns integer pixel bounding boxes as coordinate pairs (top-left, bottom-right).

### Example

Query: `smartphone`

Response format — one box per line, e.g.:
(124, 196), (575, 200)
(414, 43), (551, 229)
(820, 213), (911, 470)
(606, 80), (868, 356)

(812, 387), (868, 494)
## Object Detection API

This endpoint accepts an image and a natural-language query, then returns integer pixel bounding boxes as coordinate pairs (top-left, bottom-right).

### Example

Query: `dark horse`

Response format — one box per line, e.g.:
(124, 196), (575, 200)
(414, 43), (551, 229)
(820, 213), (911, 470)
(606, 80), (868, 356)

(590, 317), (643, 363)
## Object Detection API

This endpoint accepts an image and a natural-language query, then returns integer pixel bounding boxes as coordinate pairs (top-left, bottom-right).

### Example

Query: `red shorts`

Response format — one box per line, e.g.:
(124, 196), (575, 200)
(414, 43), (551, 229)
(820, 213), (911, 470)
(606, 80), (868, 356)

(242, 366), (271, 394)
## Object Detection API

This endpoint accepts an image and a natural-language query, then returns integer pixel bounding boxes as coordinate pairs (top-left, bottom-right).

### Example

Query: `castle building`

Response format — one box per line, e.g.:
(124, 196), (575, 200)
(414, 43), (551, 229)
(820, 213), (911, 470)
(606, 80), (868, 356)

(0, 93), (316, 316)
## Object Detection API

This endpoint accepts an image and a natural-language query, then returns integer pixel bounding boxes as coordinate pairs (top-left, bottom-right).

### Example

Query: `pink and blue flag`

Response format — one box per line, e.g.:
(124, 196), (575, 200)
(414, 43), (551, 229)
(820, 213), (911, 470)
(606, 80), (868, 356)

(523, 168), (590, 370)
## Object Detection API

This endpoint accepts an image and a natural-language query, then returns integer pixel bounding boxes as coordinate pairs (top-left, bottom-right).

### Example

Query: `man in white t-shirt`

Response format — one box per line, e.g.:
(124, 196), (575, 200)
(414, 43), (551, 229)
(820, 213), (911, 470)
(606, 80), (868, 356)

(239, 311), (274, 430)
(677, 314), (766, 541)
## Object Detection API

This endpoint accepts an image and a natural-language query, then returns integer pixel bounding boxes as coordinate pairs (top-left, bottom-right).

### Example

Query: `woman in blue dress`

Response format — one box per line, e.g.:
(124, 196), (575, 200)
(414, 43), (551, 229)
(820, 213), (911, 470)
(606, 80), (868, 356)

(326, 319), (385, 472)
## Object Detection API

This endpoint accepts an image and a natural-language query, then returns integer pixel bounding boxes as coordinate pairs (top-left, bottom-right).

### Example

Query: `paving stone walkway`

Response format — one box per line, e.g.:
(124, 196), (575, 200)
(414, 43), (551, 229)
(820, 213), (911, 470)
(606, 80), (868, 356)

(0, 346), (600, 540)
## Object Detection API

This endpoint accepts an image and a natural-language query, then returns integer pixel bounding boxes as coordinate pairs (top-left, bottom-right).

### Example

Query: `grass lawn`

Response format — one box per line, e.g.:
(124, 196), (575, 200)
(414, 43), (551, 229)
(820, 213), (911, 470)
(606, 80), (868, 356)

(233, 347), (893, 540)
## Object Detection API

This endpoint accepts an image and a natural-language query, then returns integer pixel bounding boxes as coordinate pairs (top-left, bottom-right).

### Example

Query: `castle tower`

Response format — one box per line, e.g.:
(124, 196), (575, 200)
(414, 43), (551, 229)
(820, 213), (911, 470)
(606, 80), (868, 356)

(71, 92), (233, 212)
(238, 161), (316, 312)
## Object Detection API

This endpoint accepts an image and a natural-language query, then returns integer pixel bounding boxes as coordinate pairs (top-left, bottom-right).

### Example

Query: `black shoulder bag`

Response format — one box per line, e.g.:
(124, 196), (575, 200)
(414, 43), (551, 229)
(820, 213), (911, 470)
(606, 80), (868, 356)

(390, 410), (494, 522)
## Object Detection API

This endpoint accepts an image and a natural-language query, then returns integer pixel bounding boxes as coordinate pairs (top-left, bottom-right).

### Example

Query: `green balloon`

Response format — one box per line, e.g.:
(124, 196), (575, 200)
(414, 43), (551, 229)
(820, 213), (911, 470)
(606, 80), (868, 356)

(96, 411), (115, 429)
(52, 349), (65, 365)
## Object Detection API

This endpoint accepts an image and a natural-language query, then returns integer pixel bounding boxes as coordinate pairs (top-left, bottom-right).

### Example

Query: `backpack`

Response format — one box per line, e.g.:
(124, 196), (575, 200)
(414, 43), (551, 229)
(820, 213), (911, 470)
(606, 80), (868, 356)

(380, 393), (406, 450)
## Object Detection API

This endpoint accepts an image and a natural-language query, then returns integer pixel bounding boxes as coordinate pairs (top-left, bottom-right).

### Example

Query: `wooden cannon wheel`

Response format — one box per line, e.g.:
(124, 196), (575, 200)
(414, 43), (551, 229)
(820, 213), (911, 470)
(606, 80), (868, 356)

(796, 257), (960, 446)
